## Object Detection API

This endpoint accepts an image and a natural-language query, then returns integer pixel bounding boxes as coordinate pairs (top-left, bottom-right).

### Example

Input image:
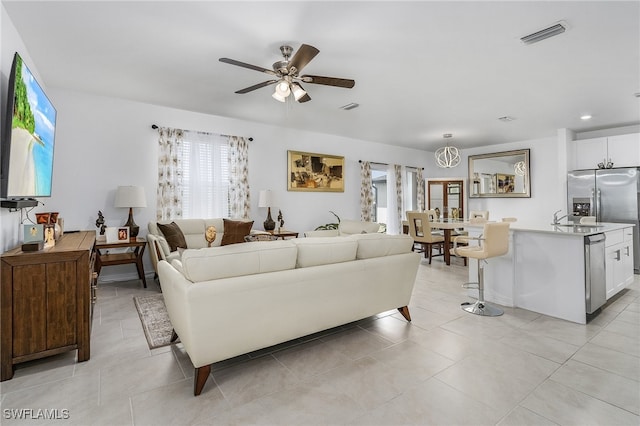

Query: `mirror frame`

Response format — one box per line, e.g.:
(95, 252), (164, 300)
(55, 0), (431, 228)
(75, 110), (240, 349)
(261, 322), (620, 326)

(468, 149), (531, 198)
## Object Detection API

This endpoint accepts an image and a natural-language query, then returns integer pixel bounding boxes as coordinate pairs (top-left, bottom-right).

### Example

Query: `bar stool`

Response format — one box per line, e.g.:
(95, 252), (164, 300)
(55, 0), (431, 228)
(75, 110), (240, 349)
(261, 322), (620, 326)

(451, 222), (511, 316)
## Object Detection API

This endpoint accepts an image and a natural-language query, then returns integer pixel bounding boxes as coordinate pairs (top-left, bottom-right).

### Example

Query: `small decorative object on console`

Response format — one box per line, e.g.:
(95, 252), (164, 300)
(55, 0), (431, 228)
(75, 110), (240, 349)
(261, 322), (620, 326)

(205, 226), (217, 247)
(277, 210), (284, 231)
(95, 211), (106, 235)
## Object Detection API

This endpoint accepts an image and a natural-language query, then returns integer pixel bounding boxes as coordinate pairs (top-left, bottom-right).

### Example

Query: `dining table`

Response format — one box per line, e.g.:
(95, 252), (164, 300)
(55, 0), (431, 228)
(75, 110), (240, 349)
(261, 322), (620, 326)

(429, 219), (473, 265)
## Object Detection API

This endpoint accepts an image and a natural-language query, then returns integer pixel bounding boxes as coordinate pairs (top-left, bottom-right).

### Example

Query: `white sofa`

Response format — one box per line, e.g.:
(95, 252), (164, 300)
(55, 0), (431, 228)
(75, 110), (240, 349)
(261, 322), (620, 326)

(157, 233), (421, 395)
(303, 219), (383, 237)
(147, 218), (255, 276)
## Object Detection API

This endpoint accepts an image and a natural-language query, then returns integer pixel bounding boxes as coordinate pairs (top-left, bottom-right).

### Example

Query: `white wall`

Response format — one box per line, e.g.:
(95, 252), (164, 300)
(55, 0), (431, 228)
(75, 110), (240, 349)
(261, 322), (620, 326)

(20, 88), (432, 280)
(423, 134), (567, 224)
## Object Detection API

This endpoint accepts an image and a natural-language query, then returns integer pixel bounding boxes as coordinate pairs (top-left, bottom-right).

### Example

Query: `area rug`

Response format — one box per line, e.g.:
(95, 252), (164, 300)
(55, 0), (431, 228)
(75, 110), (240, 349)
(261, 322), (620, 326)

(133, 294), (179, 349)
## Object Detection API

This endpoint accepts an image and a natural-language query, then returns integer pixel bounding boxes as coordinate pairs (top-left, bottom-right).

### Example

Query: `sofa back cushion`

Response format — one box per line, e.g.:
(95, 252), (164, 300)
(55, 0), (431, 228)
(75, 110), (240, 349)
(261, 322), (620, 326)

(349, 233), (414, 259)
(338, 220), (381, 235)
(292, 237), (357, 268)
(180, 240), (297, 282)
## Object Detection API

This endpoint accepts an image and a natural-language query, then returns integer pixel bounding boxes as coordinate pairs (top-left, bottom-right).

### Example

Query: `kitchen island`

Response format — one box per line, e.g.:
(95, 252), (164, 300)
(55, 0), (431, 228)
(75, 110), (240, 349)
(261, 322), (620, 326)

(463, 222), (635, 324)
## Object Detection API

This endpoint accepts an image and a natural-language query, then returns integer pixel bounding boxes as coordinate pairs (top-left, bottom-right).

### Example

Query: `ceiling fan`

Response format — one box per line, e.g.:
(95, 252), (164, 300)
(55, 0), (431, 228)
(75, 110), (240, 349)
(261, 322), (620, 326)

(219, 44), (355, 103)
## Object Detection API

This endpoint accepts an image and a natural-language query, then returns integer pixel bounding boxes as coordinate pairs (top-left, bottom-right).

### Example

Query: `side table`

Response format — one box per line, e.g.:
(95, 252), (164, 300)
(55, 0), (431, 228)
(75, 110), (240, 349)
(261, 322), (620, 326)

(95, 237), (147, 287)
(267, 230), (299, 239)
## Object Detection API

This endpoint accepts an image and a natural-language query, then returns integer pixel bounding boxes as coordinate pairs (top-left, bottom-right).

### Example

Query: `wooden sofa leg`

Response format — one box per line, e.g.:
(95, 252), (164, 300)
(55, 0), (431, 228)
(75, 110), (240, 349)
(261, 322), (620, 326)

(398, 306), (412, 322)
(170, 329), (179, 343)
(194, 365), (211, 396)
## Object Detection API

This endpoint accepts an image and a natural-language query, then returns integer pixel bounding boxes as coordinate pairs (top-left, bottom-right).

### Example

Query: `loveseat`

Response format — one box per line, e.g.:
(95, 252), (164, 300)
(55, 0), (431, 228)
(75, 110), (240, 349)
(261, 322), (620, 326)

(157, 233), (421, 395)
(147, 218), (256, 276)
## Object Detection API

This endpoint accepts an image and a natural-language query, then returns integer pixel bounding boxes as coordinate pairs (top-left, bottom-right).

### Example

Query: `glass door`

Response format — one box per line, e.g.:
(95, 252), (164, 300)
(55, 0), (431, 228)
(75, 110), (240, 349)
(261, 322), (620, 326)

(427, 180), (464, 219)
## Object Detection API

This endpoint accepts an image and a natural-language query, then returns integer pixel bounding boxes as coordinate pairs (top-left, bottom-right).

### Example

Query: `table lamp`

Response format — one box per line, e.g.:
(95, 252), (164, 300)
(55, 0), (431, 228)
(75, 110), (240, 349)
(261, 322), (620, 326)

(114, 185), (147, 238)
(258, 189), (276, 231)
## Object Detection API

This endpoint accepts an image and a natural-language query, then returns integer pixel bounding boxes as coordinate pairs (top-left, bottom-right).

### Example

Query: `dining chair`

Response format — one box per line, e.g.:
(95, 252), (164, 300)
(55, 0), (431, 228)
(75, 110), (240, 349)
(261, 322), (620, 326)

(469, 210), (490, 220)
(407, 211), (444, 264)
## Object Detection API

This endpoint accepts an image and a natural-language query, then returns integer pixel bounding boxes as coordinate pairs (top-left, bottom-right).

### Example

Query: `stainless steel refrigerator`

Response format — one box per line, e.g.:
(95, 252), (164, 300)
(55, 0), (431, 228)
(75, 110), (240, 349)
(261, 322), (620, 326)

(568, 167), (639, 273)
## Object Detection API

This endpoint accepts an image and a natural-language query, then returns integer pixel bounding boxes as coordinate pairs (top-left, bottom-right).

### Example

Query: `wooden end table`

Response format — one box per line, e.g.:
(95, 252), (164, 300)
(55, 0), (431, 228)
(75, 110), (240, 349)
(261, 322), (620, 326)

(267, 230), (299, 239)
(94, 237), (147, 287)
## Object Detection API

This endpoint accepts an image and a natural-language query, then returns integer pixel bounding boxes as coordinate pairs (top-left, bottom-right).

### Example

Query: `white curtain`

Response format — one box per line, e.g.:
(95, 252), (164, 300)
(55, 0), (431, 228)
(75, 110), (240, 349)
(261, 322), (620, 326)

(156, 127), (184, 220)
(359, 161), (374, 221)
(228, 136), (251, 219)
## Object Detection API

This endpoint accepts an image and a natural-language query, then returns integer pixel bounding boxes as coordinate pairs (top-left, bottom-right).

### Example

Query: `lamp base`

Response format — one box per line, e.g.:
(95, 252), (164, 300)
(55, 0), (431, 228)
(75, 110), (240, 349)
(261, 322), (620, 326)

(263, 207), (276, 231)
(124, 207), (140, 238)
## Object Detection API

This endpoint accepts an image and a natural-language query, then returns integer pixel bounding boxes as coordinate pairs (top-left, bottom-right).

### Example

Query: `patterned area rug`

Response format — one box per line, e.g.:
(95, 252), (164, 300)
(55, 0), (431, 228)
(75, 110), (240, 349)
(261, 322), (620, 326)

(133, 294), (179, 349)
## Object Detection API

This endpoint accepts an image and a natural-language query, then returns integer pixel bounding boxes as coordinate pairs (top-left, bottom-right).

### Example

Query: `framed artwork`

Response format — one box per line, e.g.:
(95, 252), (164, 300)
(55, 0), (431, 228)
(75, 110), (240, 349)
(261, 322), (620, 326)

(106, 226), (130, 243)
(24, 224), (44, 243)
(287, 150), (344, 192)
(496, 173), (515, 194)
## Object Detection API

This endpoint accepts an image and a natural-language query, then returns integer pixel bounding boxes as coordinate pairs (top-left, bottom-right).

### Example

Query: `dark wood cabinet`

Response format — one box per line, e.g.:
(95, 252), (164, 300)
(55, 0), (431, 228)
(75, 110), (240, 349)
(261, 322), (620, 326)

(1, 231), (96, 381)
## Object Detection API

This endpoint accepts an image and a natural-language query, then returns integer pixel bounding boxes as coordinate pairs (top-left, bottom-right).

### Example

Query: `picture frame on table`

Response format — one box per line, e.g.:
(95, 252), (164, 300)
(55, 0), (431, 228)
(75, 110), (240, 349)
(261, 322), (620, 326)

(106, 226), (130, 243)
(287, 150), (344, 192)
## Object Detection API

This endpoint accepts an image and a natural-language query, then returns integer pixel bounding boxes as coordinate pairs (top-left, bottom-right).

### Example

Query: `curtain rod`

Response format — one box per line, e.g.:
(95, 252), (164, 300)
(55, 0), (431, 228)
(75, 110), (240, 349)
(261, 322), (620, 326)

(359, 160), (424, 170)
(151, 124), (253, 141)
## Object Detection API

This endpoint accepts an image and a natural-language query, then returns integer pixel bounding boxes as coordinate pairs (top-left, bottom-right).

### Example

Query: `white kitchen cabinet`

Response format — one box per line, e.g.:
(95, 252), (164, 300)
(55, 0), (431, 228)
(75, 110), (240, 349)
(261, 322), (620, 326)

(575, 133), (640, 170)
(605, 227), (634, 300)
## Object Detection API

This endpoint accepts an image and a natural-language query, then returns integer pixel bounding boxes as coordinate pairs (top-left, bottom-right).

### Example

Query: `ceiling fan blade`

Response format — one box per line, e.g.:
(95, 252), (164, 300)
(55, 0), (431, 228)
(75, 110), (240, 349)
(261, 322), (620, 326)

(300, 75), (355, 89)
(297, 93), (311, 103)
(288, 44), (319, 74)
(235, 80), (278, 94)
(219, 58), (277, 76)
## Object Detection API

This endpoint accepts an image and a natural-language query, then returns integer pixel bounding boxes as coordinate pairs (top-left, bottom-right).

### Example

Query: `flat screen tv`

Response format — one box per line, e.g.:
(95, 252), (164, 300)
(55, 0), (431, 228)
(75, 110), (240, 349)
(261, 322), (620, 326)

(1, 52), (57, 201)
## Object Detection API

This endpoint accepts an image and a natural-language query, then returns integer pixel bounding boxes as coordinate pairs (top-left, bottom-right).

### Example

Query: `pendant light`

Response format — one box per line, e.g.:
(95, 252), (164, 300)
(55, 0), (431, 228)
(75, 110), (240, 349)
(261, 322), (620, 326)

(435, 134), (461, 168)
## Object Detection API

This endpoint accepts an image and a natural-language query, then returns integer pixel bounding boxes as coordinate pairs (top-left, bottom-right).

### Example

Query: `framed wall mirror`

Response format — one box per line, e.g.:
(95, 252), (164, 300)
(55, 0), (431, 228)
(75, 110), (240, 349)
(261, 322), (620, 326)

(468, 149), (531, 198)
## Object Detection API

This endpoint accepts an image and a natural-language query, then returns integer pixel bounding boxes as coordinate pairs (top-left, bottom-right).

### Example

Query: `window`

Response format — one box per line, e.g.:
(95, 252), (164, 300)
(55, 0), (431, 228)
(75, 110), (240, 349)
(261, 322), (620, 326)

(181, 131), (229, 219)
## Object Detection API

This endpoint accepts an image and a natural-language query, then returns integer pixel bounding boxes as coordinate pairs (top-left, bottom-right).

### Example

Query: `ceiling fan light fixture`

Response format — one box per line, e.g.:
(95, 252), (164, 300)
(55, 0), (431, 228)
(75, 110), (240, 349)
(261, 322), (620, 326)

(272, 91), (286, 102)
(290, 82), (307, 101)
(275, 80), (291, 97)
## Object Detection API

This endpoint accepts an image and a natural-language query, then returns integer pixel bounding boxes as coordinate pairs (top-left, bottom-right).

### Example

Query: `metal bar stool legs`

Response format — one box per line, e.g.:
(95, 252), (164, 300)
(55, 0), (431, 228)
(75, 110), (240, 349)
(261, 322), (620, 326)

(461, 259), (503, 316)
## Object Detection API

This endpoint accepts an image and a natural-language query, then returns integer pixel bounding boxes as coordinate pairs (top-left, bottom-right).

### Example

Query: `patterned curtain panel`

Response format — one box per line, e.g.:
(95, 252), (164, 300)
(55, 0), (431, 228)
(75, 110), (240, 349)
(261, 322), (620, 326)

(416, 167), (425, 211)
(228, 136), (251, 219)
(360, 161), (374, 221)
(388, 164), (403, 235)
(156, 127), (184, 220)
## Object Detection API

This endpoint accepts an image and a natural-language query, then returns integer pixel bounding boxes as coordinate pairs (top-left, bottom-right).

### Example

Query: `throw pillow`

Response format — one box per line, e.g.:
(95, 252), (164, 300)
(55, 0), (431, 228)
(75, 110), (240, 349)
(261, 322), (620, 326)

(221, 219), (254, 246)
(157, 222), (188, 252)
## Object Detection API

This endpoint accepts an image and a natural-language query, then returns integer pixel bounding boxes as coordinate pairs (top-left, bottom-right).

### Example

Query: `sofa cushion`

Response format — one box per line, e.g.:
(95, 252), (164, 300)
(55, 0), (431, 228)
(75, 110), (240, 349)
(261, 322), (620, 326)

(349, 233), (414, 259)
(221, 219), (254, 246)
(303, 229), (340, 238)
(291, 237), (358, 268)
(338, 220), (381, 235)
(180, 240), (297, 282)
(157, 222), (188, 252)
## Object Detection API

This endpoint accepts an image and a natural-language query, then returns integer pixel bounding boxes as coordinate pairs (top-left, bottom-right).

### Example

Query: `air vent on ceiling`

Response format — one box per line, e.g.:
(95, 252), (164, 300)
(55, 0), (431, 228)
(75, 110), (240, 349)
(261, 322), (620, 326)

(340, 103), (359, 110)
(521, 21), (567, 45)
(498, 116), (515, 122)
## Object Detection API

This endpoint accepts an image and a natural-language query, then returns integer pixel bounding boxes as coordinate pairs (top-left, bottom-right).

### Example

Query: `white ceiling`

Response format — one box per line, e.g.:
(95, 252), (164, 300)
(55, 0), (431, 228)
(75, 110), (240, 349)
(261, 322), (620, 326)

(3, 1), (639, 151)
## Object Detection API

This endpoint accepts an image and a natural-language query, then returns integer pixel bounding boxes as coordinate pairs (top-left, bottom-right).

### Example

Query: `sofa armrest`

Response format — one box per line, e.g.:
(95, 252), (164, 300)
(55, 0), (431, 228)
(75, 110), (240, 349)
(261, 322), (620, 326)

(147, 234), (168, 274)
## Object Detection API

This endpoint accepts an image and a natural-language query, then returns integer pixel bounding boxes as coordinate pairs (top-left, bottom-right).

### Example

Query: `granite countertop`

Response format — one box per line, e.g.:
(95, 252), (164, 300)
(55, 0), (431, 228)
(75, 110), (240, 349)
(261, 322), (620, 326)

(507, 221), (635, 236)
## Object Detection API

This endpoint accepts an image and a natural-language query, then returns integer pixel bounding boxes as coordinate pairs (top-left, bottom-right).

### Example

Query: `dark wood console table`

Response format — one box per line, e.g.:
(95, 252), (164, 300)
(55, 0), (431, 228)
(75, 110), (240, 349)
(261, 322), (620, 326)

(1, 231), (96, 381)
(94, 237), (147, 288)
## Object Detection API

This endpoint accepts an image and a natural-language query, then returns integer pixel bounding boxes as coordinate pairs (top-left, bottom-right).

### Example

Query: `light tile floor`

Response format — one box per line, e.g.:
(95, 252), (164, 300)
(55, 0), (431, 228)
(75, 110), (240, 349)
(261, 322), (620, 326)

(1, 260), (638, 425)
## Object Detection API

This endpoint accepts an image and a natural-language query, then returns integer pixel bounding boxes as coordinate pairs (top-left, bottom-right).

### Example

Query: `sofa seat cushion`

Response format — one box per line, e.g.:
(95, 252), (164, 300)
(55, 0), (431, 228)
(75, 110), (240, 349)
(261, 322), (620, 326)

(349, 233), (414, 259)
(291, 237), (357, 268)
(180, 240), (297, 282)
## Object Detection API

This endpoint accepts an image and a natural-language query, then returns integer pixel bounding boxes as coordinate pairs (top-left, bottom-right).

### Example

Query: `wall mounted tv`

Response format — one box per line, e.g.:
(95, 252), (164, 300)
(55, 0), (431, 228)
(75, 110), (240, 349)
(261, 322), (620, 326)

(1, 52), (56, 208)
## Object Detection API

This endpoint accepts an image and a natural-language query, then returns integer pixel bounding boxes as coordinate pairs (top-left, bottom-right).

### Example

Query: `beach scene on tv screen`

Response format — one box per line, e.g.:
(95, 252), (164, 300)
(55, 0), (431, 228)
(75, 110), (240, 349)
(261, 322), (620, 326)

(7, 55), (56, 198)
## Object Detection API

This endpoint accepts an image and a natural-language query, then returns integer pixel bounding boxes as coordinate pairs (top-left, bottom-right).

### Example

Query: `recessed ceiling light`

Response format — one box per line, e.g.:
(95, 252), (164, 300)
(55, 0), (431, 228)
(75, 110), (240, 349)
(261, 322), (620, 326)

(443, 133), (453, 138)
(580, 114), (592, 120)
(634, 92), (640, 98)
(498, 116), (515, 122)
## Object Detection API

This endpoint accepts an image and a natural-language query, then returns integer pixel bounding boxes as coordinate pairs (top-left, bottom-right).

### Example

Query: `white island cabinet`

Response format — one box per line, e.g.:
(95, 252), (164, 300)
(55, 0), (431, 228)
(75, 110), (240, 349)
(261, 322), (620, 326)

(465, 222), (635, 324)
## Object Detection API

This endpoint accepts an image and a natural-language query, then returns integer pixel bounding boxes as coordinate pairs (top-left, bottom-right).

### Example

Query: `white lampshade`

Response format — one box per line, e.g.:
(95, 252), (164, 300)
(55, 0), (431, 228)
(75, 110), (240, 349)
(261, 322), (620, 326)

(258, 189), (273, 208)
(291, 82), (307, 101)
(275, 80), (290, 97)
(114, 185), (147, 208)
